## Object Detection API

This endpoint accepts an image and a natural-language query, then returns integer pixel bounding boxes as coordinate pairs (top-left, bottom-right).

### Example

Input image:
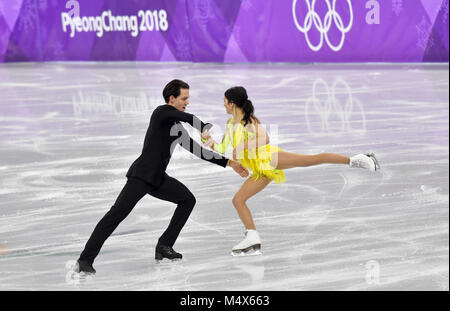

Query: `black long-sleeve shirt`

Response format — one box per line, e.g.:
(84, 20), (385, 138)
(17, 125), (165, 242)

(126, 104), (229, 187)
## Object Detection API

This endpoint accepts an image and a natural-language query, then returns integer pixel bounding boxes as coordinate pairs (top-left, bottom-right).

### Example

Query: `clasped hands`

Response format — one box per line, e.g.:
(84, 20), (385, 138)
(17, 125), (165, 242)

(200, 128), (249, 178)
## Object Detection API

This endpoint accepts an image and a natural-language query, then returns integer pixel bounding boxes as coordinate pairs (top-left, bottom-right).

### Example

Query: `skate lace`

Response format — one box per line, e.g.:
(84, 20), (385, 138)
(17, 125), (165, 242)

(158, 245), (178, 255)
(351, 160), (367, 169)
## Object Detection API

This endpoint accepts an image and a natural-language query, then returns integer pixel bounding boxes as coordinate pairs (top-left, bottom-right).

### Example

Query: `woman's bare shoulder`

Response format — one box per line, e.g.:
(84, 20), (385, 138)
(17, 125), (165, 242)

(246, 118), (259, 132)
(251, 116), (261, 125)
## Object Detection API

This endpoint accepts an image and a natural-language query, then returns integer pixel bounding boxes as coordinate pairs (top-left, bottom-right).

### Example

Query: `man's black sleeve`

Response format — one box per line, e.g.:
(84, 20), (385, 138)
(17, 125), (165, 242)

(178, 125), (229, 168)
(161, 108), (213, 133)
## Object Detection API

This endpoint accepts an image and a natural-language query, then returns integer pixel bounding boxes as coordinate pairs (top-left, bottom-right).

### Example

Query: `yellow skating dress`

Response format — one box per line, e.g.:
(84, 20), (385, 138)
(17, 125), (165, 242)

(209, 118), (286, 184)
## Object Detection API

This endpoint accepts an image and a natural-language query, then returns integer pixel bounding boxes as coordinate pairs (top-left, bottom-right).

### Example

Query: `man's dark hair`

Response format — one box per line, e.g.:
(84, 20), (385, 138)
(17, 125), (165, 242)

(163, 79), (190, 103)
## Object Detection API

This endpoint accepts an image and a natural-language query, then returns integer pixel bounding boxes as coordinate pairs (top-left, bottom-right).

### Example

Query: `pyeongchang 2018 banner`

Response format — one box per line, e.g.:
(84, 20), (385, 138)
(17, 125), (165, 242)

(0, 0), (448, 63)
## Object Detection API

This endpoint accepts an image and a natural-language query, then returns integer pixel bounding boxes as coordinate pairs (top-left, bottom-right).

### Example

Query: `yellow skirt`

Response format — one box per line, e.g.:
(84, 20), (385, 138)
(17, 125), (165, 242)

(238, 144), (286, 184)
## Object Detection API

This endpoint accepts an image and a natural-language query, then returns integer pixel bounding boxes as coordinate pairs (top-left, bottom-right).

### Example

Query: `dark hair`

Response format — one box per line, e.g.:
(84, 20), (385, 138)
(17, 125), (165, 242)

(163, 79), (190, 103)
(224, 86), (259, 126)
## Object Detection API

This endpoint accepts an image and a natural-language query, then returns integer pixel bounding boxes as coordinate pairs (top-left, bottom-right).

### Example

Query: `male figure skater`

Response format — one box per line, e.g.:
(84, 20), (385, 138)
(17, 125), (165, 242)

(75, 79), (249, 274)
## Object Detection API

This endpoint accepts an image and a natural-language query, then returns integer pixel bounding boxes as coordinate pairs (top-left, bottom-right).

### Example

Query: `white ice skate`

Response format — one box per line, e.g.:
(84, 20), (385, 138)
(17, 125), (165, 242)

(231, 229), (262, 256)
(349, 153), (380, 172)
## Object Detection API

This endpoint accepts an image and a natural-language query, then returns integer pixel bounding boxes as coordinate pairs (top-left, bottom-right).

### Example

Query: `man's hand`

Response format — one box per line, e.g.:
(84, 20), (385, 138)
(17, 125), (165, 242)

(202, 123), (213, 132)
(227, 160), (249, 178)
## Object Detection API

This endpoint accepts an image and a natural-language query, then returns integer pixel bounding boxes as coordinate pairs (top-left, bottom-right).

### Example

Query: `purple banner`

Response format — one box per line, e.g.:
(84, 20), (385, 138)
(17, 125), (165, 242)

(0, 0), (448, 62)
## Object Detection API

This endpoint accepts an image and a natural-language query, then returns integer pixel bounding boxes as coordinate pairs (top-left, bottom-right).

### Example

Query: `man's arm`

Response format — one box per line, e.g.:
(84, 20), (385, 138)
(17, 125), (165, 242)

(161, 107), (212, 133)
(178, 126), (249, 177)
(179, 125), (229, 167)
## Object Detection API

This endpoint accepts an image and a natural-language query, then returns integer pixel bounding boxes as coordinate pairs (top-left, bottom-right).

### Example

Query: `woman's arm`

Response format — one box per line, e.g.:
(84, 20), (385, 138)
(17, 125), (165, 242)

(232, 121), (270, 160)
(240, 121), (270, 150)
(201, 118), (232, 154)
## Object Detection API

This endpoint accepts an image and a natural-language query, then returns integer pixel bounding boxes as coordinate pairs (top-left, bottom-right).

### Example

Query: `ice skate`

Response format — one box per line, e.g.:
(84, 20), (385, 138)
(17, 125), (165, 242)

(155, 244), (182, 263)
(349, 153), (380, 171)
(65, 259), (94, 285)
(73, 259), (96, 275)
(366, 153), (381, 170)
(231, 229), (262, 256)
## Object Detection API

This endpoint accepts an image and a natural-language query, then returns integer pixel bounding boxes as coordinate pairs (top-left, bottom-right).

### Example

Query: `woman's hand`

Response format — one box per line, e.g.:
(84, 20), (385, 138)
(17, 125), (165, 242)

(205, 137), (215, 149)
(201, 129), (211, 141)
(201, 130), (216, 149)
(227, 160), (249, 178)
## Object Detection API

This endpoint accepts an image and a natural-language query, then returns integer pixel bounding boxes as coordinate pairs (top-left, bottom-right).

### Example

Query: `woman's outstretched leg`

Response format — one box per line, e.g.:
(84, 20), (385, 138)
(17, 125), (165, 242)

(272, 151), (350, 170)
(272, 151), (380, 171)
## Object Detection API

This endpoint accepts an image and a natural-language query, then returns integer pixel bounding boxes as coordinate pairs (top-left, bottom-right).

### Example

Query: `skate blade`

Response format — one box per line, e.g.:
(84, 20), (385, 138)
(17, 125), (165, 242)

(155, 257), (182, 264)
(65, 268), (94, 284)
(366, 153), (380, 171)
(75, 271), (95, 278)
(67, 261), (96, 277)
(71, 268), (95, 278)
(231, 244), (262, 257)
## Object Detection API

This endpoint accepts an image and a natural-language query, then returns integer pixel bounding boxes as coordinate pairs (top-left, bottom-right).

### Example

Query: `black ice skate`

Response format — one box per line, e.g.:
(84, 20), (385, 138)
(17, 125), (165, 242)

(155, 244), (182, 262)
(74, 259), (96, 275)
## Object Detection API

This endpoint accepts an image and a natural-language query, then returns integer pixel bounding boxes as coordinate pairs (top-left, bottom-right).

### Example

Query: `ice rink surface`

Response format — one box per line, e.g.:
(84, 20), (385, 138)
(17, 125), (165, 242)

(0, 62), (448, 291)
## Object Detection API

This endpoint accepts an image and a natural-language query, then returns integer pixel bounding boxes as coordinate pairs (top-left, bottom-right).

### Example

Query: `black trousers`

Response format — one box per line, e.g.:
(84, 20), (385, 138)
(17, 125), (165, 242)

(78, 175), (196, 264)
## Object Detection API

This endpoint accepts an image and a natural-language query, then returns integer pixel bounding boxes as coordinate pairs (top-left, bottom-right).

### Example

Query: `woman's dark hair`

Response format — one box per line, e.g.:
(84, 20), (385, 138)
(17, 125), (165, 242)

(224, 86), (259, 126)
(163, 79), (190, 103)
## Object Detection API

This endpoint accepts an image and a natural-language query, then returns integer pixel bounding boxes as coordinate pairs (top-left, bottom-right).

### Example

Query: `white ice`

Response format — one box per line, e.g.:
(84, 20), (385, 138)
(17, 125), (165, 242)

(0, 62), (448, 290)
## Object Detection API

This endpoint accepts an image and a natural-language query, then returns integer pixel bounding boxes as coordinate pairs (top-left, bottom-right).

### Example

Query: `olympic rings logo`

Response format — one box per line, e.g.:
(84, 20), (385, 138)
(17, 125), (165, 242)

(305, 77), (366, 136)
(292, 0), (354, 51)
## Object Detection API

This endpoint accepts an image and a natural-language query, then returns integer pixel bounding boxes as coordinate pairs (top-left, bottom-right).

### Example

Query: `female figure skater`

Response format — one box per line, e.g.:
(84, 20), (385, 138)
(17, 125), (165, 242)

(201, 86), (380, 256)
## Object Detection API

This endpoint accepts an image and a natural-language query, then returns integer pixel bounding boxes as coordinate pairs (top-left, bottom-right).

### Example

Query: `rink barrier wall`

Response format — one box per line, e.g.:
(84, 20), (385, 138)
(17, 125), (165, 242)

(0, 0), (448, 63)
